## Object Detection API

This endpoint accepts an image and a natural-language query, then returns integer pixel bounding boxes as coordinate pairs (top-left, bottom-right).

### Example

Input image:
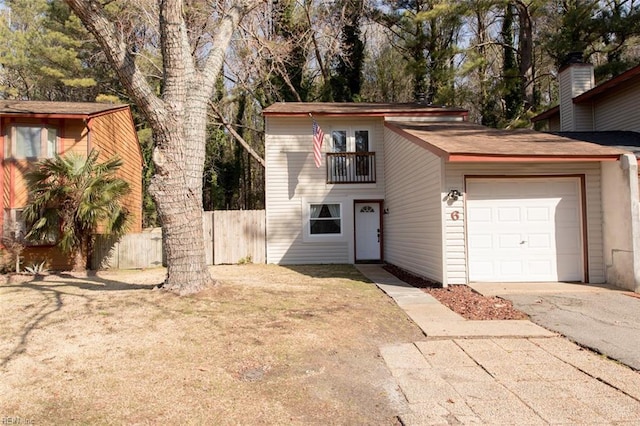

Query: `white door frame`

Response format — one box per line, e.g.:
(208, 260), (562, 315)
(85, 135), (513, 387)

(464, 175), (589, 283)
(354, 200), (383, 262)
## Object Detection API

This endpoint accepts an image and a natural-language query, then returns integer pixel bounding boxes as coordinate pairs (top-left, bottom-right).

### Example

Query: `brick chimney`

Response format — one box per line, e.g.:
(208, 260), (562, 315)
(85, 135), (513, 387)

(558, 54), (595, 131)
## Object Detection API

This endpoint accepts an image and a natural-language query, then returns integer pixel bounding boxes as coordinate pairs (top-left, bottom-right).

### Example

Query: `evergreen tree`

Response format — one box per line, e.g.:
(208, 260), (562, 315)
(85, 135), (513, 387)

(0, 0), (111, 100)
(373, 0), (464, 104)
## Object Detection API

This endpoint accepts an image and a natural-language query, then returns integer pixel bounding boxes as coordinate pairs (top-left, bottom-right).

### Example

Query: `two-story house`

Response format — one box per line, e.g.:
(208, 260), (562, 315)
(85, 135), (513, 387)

(264, 102), (640, 293)
(0, 101), (143, 270)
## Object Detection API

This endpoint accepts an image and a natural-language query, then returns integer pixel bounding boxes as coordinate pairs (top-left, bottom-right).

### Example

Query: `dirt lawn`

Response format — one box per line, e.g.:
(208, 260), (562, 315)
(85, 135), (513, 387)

(0, 264), (424, 424)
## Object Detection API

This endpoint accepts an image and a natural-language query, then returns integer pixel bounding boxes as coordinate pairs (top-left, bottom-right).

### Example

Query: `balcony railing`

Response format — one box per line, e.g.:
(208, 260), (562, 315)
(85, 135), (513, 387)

(326, 152), (376, 184)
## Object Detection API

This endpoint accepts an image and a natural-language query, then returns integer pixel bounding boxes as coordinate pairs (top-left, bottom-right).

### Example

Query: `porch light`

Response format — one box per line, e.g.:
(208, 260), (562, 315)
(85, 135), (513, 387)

(447, 189), (462, 201)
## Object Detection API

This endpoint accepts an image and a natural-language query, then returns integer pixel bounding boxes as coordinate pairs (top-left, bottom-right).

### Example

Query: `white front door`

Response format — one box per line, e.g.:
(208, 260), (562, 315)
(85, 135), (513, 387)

(355, 202), (381, 261)
(466, 178), (583, 282)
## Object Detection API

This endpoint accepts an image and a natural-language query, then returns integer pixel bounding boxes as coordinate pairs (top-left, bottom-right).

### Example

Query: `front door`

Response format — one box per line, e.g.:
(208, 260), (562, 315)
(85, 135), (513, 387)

(355, 201), (382, 262)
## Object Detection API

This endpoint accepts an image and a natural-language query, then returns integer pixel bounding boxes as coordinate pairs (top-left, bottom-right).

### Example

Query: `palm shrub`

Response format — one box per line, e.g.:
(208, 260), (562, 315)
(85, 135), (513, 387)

(23, 150), (130, 271)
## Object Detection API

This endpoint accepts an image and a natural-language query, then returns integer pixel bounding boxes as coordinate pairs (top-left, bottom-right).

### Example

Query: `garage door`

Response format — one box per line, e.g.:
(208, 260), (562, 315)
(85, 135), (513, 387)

(466, 178), (583, 282)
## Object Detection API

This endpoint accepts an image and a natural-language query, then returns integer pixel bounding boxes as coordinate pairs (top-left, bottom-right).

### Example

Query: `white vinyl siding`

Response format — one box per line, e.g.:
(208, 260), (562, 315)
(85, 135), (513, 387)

(573, 104), (595, 131)
(559, 65), (595, 131)
(265, 117), (385, 264)
(548, 115), (561, 132)
(383, 128), (444, 283)
(444, 162), (605, 284)
(593, 78), (640, 132)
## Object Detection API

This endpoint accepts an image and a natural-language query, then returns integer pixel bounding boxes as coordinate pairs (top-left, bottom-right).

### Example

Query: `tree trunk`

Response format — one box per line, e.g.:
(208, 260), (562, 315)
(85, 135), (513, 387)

(63, 0), (250, 294)
(515, 1), (534, 108)
(149, 102), (212, 295)
(73, 236), (89, 272)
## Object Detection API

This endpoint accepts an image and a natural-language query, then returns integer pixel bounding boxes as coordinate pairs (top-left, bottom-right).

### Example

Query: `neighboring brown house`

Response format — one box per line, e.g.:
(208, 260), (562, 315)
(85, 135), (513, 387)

(0, 101), (143, 270)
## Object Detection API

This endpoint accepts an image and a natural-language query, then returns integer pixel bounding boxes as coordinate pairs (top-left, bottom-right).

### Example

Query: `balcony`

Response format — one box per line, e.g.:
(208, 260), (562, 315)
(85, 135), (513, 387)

(326, 152), (376, 184)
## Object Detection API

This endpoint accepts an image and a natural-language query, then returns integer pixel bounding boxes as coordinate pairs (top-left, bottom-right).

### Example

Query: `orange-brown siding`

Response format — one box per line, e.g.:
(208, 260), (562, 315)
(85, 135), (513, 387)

(62, 120), (90, 155)
(21, 246), (74, 271)
(89, 109), (143, 233)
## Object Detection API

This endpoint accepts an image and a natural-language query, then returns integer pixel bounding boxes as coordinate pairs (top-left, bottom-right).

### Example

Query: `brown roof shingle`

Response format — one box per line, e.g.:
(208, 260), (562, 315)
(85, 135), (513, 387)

(263, 102), (467, 117)
(386, 121), (627, 160)
(0, 100), (128, 117)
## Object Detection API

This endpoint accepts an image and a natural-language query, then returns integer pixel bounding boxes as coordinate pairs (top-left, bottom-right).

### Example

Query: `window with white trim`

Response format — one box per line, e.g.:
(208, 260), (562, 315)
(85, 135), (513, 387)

(309, 203), (341, 235)
(6, 125), (58, 159)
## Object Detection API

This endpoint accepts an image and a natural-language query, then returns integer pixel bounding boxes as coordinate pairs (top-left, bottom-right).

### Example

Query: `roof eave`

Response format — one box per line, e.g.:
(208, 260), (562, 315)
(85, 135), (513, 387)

(573, 65), (640, 104)
(263, 110), (468, 118)
(531, 105), (560, 122)
(447, 154), (621, 162)
(0, 105), (129, 119)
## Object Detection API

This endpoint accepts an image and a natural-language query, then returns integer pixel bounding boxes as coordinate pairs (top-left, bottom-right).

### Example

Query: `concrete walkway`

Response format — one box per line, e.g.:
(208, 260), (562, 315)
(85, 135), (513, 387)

(356, 265), (640, 425)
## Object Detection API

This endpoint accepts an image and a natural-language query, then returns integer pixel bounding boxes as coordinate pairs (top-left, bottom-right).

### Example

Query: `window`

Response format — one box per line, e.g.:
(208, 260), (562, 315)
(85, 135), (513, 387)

(8, 125), (58, 159)
(332, 130), (347, 152)
(3, 209), (58, 246)
(331, 129), (369, 153)
(3, 209), (26, 242)
(310, 203), (341, 235)
(354, 130), (370, 176)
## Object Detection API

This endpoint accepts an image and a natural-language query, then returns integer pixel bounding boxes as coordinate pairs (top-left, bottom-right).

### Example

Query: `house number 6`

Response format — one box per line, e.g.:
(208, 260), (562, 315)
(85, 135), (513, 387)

(451, 211), (460, 221)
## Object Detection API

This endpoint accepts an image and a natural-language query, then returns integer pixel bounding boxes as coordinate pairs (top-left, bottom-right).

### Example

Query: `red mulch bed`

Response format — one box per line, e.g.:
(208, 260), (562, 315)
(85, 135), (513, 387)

(383, 264), (528, 320)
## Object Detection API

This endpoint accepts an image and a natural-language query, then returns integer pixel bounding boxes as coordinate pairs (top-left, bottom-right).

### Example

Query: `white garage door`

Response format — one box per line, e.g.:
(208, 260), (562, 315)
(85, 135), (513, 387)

(466, 178), (583, 282)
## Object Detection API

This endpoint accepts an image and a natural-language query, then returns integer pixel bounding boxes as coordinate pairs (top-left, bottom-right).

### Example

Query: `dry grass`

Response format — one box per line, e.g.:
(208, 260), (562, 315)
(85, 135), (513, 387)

(0, 264), (423, 424)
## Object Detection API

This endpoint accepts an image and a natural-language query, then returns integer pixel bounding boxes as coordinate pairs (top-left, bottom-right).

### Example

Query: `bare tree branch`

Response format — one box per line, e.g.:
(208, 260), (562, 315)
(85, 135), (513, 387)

(208, 101), (265, 168)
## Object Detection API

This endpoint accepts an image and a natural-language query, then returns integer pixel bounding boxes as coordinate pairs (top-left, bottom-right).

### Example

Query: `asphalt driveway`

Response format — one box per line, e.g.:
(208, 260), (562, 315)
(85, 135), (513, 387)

(468, 283), (640, 371)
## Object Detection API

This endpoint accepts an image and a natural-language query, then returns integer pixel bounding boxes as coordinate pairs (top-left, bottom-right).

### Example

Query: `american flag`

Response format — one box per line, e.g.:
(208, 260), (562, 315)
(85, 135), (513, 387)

(313, 120), (325, 168)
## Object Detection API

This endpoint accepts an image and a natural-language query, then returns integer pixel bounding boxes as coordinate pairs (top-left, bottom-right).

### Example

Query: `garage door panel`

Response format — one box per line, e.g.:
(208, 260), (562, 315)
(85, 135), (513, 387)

(527, 260), (554, 277)
(470, 207), (492, 222)
(557, 236), (581, 253)
(499, 234), (524, 248)
(527, 234), (551, 249)
(527, 207), (550, 221)
(469, 234), (493, 249)
(467, 178), (583, 283)
(498, 207), (520, 222)
(471, 261), (494, 277)
(500, 261), (523, 275)
(556, 206), (579, 222)
(555, 181), (578, 195)
(558, 255), (582, 279)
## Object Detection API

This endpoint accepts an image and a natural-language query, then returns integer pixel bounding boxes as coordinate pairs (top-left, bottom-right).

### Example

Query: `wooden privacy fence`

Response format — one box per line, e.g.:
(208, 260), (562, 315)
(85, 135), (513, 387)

(91, 210), (266, 270)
